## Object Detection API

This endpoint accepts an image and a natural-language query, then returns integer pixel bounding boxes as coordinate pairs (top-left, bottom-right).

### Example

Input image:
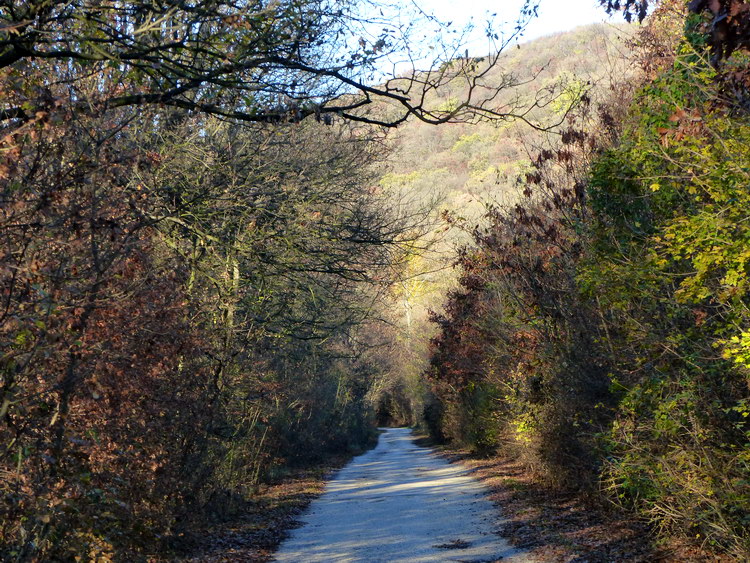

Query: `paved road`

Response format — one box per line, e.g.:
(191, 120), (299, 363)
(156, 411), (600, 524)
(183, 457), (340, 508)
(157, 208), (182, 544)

(273, 427), (531, 562)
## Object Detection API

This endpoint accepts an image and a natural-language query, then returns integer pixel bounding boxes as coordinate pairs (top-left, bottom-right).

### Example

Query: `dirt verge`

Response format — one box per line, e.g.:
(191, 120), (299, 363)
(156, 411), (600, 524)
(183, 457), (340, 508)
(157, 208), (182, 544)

(168, 454), (353, 562)
(419, 437), (733, 563)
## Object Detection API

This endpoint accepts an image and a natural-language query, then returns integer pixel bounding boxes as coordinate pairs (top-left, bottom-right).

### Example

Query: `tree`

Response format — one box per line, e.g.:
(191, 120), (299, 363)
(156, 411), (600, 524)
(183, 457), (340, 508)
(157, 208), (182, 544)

(0, 0), (548, 127)
(0, 93), (428, 558)
(599, 0), (750, 64)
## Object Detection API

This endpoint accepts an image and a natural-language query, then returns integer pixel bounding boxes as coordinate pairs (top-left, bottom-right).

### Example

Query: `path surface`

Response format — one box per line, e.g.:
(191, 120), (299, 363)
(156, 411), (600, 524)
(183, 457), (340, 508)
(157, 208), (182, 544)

(273, 427), (531, 562)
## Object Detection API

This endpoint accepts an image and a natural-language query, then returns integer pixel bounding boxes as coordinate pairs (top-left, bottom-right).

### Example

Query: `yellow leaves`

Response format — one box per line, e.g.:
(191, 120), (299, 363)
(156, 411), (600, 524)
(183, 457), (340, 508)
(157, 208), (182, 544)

(451, 133), (482, 153)
(721, 330), (750, 369)
(722, 268), (743, 288)
(379, 170), (423, 189)
(512, 415), (534, 444)
(14, 330), (29, 347)
(650, 183), (660, 192)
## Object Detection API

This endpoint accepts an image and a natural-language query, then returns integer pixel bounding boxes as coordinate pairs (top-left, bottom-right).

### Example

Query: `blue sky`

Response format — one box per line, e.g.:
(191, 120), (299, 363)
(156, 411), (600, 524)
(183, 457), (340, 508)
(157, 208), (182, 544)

(358, 0), (620, 79)
(422, 0), (616, 54)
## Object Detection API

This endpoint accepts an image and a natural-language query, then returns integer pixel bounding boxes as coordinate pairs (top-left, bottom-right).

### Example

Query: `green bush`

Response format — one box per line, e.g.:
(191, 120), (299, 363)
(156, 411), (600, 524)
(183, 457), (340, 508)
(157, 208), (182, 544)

(586, 47), (750, 556)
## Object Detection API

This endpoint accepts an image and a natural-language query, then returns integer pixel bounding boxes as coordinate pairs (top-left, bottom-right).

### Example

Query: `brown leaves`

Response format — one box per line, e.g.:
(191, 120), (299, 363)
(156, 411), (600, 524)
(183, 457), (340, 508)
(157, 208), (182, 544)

(659, 107), (707, 146)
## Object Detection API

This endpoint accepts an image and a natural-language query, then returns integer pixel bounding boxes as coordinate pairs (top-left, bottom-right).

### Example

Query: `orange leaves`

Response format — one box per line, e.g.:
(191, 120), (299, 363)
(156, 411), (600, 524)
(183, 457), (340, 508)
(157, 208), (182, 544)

(667, 107), (703, 124)
(658, 106), (707, 146)
(668, 108), (685, 122)
(729, 0), (750, 18)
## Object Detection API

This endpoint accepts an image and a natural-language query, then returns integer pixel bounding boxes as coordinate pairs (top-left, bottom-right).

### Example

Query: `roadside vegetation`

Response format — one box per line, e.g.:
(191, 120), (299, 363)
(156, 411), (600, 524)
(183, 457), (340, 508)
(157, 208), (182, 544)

(420, 1), (750, 558)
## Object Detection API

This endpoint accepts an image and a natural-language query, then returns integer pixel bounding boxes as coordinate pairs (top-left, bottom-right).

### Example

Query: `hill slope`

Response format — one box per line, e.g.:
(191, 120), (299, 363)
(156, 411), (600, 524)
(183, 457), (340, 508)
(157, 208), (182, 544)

(381, 23), (633, 222)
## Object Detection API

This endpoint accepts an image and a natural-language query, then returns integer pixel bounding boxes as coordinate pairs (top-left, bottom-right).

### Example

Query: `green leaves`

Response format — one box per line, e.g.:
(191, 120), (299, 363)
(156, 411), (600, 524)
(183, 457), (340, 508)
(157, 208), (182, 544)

(586, 41), (750, 556)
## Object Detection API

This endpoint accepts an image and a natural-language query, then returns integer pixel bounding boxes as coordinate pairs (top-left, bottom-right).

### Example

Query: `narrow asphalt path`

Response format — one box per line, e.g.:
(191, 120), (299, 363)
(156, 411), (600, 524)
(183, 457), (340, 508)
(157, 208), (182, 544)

(273, 427), (531, 562)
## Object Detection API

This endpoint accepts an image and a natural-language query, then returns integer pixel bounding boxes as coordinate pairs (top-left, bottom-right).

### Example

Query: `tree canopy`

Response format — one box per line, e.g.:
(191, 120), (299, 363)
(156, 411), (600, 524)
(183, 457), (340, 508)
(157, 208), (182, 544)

(0, 0), (543, 127)
(599, 0), (750, 63)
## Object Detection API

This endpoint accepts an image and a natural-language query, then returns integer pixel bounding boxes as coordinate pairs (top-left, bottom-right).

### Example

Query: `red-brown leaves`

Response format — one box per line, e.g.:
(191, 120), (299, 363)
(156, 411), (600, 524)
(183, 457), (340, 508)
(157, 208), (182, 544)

(689, 0), (750, 64)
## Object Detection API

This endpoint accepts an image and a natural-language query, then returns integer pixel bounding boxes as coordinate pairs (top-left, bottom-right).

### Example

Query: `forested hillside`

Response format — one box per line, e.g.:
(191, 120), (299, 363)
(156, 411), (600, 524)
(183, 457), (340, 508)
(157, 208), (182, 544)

(383, 23), (629, 218)
(420, 1), (750, 558)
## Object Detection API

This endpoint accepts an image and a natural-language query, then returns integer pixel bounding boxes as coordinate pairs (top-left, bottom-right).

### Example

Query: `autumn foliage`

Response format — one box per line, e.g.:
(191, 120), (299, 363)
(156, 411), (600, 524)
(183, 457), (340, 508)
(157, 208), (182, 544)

(425, 3), (750, 557)
(0, 61), (411, 559)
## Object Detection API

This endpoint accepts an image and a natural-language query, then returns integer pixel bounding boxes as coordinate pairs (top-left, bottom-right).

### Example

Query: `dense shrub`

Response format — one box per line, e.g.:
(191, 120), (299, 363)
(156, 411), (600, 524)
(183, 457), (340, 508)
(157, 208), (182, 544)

(586, 45), (750, 556)
(0, 103), (401, 560)
(426, 116), (615, 479)
(425, 5), (750, 556)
